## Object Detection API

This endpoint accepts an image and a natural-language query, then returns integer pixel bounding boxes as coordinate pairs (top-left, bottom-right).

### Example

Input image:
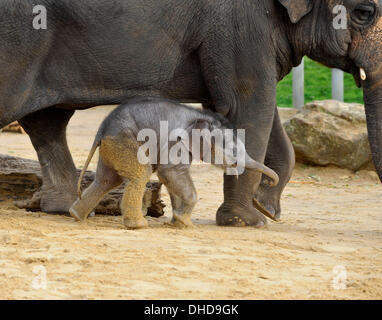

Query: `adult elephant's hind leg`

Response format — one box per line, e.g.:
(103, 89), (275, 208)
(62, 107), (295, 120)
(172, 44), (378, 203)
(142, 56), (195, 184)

(254, 108), (295, 220)
(19, 107), (78, 213)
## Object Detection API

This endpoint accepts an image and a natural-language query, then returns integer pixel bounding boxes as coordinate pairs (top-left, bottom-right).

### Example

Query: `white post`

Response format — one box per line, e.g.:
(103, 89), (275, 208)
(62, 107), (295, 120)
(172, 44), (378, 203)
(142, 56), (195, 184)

(332, 69), (344, 102)
(293, 60), (305, 109)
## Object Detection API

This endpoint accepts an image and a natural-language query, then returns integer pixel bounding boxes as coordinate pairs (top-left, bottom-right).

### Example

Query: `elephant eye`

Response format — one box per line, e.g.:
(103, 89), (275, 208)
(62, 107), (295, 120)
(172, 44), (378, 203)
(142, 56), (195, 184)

(352, 3), (376, 26)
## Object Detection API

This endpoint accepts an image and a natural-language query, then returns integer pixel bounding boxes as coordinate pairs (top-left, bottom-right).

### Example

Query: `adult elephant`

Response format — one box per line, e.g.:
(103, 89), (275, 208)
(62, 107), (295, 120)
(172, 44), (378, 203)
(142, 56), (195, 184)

(0, 0), (381, 226)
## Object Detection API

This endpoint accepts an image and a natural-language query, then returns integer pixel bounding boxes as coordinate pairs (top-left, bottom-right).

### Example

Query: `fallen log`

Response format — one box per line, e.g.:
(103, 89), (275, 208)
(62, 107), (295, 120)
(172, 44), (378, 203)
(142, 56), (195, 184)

(0, 154), (165, 217)
(0, 121), (25, 134)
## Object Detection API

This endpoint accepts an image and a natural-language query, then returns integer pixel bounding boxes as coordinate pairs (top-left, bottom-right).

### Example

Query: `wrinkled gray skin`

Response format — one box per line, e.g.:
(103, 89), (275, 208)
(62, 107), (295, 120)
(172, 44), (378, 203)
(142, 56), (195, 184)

(1, 0), (381, 227)
(69, 97), (279, 229)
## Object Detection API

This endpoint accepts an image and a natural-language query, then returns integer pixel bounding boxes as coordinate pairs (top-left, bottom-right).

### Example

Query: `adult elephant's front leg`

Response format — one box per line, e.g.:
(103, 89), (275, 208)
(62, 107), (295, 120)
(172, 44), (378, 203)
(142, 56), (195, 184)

(19, 107), (78, 213)
(216, 99), (276, 228)
(255, 108), (295, 220)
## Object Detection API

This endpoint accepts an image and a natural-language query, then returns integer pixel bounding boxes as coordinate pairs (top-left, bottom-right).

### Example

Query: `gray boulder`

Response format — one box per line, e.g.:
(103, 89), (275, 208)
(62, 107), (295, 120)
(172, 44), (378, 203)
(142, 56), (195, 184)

(283, 100), (373, 171)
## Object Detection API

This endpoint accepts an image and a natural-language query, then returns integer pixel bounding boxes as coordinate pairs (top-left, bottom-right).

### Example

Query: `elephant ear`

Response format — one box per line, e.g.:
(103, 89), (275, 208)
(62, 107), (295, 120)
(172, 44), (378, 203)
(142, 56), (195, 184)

(278, 0), (314, 23)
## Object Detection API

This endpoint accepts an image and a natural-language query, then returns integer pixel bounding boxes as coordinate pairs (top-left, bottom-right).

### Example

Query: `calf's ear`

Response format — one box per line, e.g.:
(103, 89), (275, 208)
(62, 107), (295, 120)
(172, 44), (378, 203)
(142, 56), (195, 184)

(278, 0), (314, 23)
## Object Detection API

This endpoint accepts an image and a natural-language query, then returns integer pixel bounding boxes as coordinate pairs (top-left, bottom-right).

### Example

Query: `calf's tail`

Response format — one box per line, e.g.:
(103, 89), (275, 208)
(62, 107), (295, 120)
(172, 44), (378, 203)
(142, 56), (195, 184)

(77, 138), (101, 199)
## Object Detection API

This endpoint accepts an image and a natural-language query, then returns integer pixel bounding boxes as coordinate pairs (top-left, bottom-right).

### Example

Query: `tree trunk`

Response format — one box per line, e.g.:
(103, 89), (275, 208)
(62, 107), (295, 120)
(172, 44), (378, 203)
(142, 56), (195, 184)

(0, 121), (25, 133)
(0, 154), (165, 217)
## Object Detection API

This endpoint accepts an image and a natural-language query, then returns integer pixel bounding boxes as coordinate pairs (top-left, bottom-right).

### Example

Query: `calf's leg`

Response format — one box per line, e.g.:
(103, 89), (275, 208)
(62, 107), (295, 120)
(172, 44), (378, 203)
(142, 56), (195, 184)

(70, 159), (123, 221)
(157, 166), (197, 227)
(120, 171), (152, 229)
(100, 136), (152, 229)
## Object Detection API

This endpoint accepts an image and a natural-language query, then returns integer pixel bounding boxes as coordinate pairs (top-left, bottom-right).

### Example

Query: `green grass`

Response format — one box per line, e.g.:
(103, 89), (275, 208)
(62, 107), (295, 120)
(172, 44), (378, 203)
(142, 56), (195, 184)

(276, 57), (364, 108)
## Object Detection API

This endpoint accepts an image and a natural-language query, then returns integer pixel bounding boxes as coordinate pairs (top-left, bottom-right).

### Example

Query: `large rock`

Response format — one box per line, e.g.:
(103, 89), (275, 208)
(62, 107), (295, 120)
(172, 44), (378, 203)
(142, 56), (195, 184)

(283, 100), (373, 171)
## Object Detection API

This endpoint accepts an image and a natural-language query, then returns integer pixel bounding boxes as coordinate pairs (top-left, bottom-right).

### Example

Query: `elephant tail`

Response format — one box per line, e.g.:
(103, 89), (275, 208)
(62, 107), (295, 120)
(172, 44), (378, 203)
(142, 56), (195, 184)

(77, 138), (101, 200)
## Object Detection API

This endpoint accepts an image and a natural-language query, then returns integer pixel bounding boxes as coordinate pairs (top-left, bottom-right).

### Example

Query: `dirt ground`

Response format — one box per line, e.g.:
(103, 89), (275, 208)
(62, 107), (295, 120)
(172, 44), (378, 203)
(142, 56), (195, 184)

(0, 106), (381, 300)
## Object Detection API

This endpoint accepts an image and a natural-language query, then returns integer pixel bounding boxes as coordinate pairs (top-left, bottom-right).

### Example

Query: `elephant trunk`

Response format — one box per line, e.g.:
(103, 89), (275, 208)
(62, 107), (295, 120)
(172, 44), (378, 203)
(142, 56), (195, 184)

(363, 82), (382, 182)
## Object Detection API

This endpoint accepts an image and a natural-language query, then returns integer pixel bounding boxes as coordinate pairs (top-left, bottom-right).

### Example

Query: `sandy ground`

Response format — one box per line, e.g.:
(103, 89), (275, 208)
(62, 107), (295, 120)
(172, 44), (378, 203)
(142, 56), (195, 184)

(0, 106), (381, 300)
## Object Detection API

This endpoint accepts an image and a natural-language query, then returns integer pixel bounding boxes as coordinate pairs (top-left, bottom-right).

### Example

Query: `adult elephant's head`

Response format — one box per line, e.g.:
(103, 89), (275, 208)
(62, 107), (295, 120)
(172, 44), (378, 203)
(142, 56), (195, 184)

(278, 0), (382, 181)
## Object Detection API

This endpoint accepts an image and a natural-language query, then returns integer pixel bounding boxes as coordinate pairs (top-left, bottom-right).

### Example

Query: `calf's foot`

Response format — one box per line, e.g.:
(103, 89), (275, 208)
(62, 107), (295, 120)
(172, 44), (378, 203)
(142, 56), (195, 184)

(69, 199), (90, 221)
(172, 212), (194, 228)
(123, 217), (148, 230)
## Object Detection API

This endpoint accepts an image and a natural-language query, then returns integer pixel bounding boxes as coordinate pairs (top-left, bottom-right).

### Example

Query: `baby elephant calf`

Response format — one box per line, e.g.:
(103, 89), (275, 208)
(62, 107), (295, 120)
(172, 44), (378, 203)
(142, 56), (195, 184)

(69, 97), (278, 229)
